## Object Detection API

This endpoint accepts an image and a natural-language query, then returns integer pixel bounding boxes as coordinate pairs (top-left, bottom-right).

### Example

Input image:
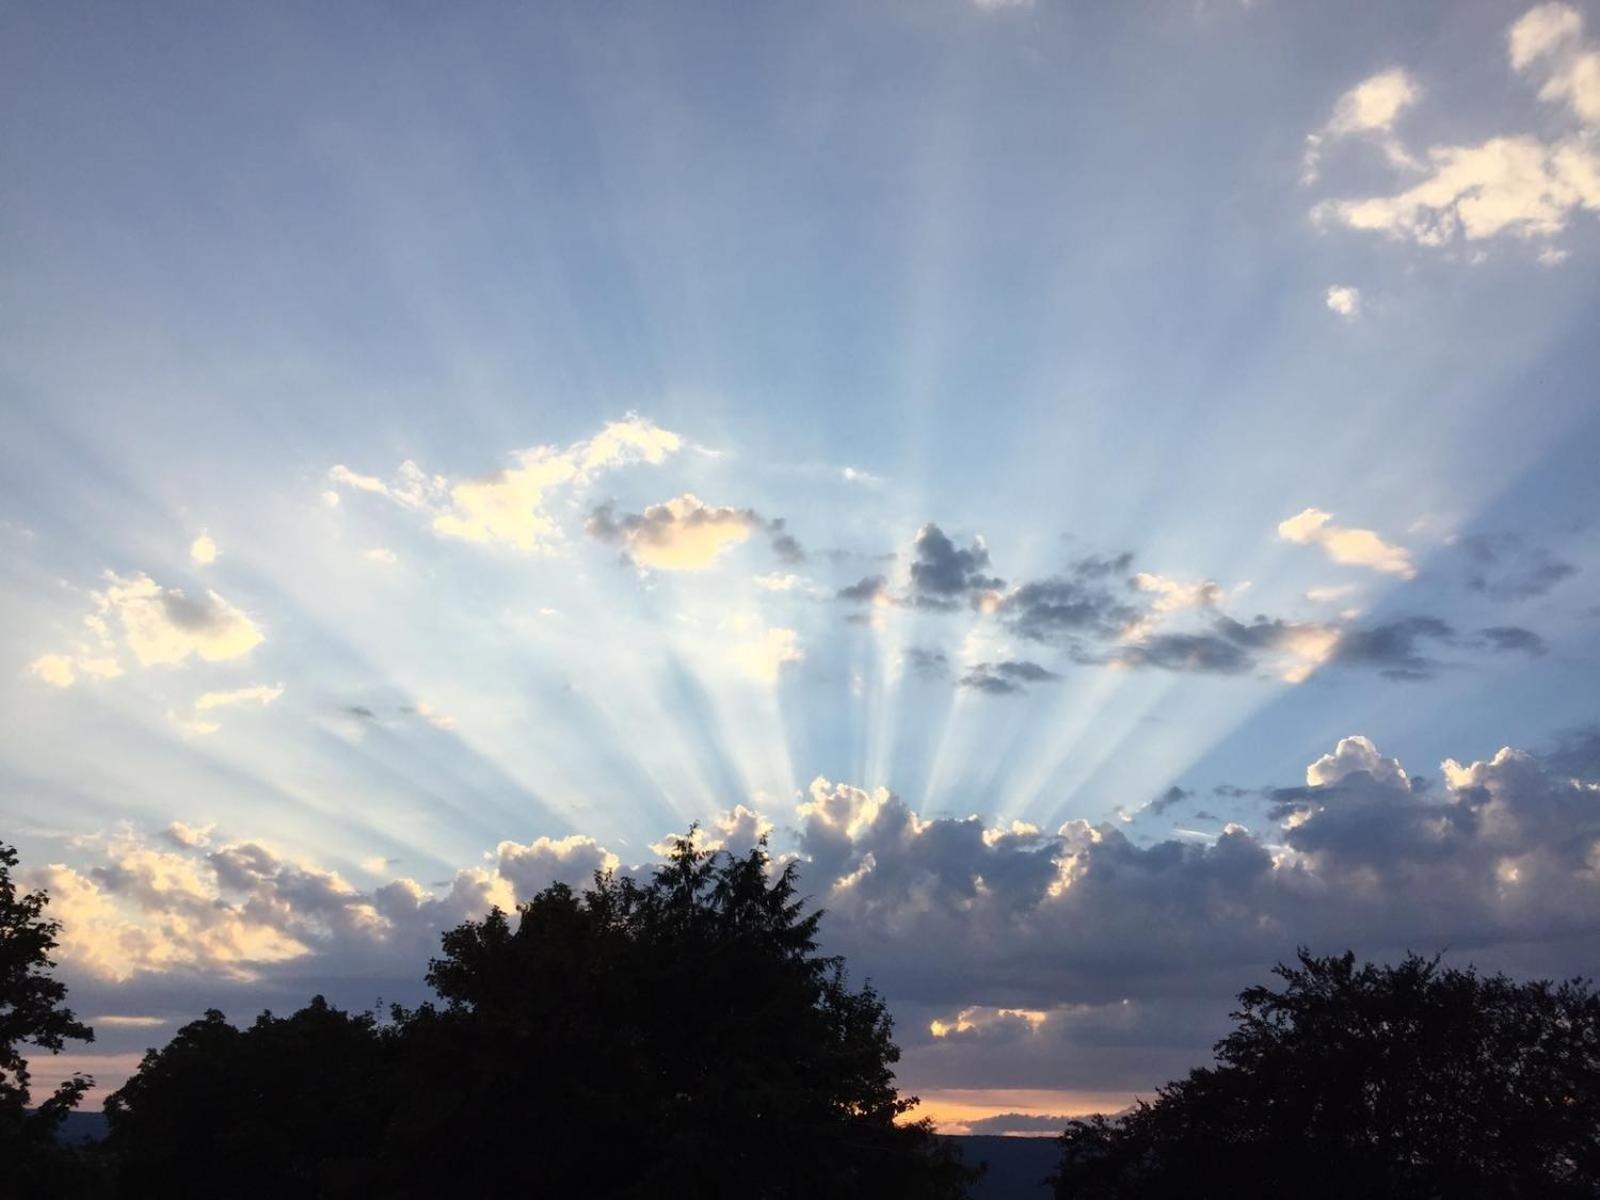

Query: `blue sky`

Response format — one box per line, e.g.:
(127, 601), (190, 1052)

(4, 0), (1599, 1132)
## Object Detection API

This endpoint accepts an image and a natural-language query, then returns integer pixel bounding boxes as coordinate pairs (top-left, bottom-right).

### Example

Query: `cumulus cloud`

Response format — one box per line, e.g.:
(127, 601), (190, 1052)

(907, 524), (1005, 609)
(189, 534), (218, 565)
(30, 574), (263, 684)
(1310, 6), (1600, 253)
(495, 835), (620, 899)
(328, 415), (683, 553)
(35, 731), (1600, 1101)
(28, 653), (79, 688)
(1324, 285), (1362, 318)
(586, 494), (800, 571)
(1278, 508), (1416, 578)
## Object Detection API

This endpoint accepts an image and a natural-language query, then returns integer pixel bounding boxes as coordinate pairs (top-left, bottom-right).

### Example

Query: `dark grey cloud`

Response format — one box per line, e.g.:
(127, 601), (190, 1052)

(1459, 533), (1577, 601)
(907, 523), (1004, 609)
(958, 660), (1061, 695)
(1328, 615), (1455, 681)
(998, 575), (1140, 644)
(838, 574), (890, 603)
(766, 518), (806, 565)
(1148, 785), (1192, 816)
(1111, 631), (1252, 674)
(1478, 625), (1548, 656)
(962, 1113), (1077, 1135)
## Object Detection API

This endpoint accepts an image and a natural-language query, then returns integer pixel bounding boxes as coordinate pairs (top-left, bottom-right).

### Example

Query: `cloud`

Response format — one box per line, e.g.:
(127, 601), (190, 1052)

(908, 524), (1005, 609)
(1303, 68), (1421, 183)
(189, 534), (218, 565)
(194, 684), (284, 711)
(959, 660), (1061, 695)
(329, 415), (683, 553)
(1512, 3), (1600, 121)
(586, 494), (798, 571)
(35, 731), (1600, 1100)
(838, 574), (893, 605)
(1278, 508), (1416, 578)
(995, 558), (1139, 643)
(28, 653), (78, 688)
(1458, 532), (1577, 600)
(495, 835), (620, 900)
(1310, 7), (1600, 252)
(1324, 285), (1362, 318)
(1478, 625), (1548, 656)
(732, 625), (804, 683)
(1130, 573), (1224, 613)
(67, 572), (265, 669)
(364, 547), (398, 565)
(1327, 615), (1455, 680)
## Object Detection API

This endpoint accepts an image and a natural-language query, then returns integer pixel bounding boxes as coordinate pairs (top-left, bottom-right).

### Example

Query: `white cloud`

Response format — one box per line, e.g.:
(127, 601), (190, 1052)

(328, 415), (682, 553)
(1277, 508), (1416, 578)
(1324, 285), (1362, 318)
(194, 684), (284, 711)
(1305, 734), (1409, 788)
(364, 547), (398, 564)
(189, 534), (218, 565)
(28, 653), (78, 687)
(732, 625), (804, 683)
(1130, 573), (1223, 613)
(1302, 69), (1421, 183)
(96, 572), (265, 666)
(495, 835), (620, 900)
(1310, 6), (1600, 251)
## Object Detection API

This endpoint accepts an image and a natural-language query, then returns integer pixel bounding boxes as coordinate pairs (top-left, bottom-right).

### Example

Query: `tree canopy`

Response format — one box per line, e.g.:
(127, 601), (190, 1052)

(1053, 949), (1600, 1199)
(0, 840), (99, 1196)
(101, 834), (976, 1198)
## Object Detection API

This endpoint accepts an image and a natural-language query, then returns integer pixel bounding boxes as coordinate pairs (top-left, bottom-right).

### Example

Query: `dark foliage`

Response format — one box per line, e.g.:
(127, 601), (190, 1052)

(1053, 949), (1600, 1199)
(101, 835), (977, 1198)
(0, 841), (102, 1198)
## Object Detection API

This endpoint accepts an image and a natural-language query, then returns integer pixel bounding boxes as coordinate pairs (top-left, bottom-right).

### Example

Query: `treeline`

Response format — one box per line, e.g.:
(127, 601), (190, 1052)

(6, 837), (1600, 1198)
(2, 837), (974, 1198)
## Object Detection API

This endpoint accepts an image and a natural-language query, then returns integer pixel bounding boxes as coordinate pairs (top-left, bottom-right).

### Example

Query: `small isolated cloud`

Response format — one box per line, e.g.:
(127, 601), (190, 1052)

(28, 653), (78, 688)
(329, 414), (683, 553)
(1278, 508), (1415, 578)
(841, 466), (883, 487)
(959, 660), (1061, 696)
(364, 547), (398, 565)
(1310, 6), (1600, 253)
(189, 534), (219, 565)
(195, 684), (284, 712)
(1324, 285), (1362, 318)
(587, 494), (799, 571)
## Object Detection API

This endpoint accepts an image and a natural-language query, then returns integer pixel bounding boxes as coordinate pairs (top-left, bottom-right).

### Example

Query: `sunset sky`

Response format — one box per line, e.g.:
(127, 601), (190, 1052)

(4, 0), (1598, 1133)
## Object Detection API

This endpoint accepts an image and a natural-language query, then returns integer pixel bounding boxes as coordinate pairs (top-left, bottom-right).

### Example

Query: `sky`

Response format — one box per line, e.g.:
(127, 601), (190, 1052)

(3, 0), (1599, 1135)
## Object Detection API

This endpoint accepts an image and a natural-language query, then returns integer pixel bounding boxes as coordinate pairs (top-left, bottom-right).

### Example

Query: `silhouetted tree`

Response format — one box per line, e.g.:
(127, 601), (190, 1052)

(0, 840), (101, 1198)
(104, 998), (393, 1198)
(378, 835), (975, 1197)
(1053, 949), (1600, 1199)
(102, 835), (976, 1198)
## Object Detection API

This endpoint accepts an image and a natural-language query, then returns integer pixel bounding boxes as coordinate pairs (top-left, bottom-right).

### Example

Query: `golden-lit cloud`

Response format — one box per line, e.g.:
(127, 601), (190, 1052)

(189, 533), (219, 564)
(328, 415), (683, 553)
(732, 623), (804, 683)
(97, 572), (265, 666)
(1277, 508), (1416, 578)
(589, 494), (760, 571)
(28, 653), (78, 688)
(195, 683), (284, 711)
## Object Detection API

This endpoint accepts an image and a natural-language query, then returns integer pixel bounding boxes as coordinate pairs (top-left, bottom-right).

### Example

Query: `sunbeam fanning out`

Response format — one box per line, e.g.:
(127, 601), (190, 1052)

(3, 1), (1599, 1173)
